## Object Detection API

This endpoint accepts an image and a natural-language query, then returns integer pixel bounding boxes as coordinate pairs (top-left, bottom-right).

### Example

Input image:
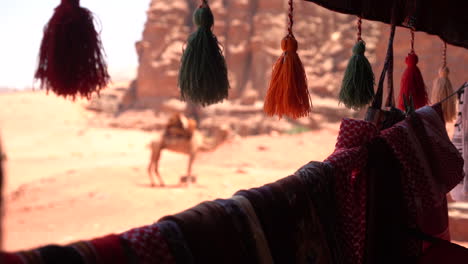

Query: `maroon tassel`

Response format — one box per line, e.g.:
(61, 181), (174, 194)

(397, 52), (428, 110)
(35, 0), (109, 99)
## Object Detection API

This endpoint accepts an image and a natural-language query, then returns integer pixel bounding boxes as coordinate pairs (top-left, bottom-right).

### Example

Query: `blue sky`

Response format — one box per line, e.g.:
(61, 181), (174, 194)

(0, 0), (149, 89)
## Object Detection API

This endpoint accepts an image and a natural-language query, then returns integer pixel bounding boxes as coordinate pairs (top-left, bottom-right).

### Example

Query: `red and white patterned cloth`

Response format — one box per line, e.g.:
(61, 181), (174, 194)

(325, 118), (377, 264)
(417, 106), (464, 192)
(121, 223), (175, 264)
(381, 124), (435, 224)
(381, 106), (464, 250)
(324, 109), (463, 263)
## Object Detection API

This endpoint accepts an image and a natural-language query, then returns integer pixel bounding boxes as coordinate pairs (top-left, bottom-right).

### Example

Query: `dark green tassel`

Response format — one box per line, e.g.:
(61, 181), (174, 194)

(338, 41), (375, 110)
(178, 4), (229, 106)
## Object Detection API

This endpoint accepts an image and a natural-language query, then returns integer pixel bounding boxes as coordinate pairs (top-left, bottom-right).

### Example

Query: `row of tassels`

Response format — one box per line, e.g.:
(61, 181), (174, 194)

(397, 32), (457, 122)
(34, 0), (457, 121)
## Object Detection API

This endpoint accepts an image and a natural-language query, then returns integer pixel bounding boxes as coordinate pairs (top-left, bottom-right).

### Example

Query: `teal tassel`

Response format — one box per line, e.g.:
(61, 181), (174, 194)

(178, 3), (229, 107)
(339, 41), (375, 110)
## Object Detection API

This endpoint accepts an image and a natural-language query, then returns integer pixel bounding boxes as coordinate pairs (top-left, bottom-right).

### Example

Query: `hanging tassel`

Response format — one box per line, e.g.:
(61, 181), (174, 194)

(263, 0), (311, 119)
(339, 17), (375, 110)
(34, 0), (109, 99)
(397, 28), (428, 110)
(431, 42), (457, 122)
(178, 0), (229, 107)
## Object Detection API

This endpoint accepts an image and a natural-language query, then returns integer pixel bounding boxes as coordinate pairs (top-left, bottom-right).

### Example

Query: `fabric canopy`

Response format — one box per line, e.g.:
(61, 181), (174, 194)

(304, 0), (468, 49)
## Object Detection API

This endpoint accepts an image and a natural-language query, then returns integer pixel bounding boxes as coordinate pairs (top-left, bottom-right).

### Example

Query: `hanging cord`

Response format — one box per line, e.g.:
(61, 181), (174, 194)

(410, 27), (415, 53)
(200, 0), (208, 8)
(442, 41), (447, 68)
(385, 28), (395, 107)
(357, 17), (362, 42)
(287, 0), (294, 37)
(371, 22), (396, 109)
(365, 2), (400, 125)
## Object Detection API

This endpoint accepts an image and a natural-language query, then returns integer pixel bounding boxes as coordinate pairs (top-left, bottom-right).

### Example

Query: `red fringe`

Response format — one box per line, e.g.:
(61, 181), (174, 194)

(35, 0), (109, 99)
(398, 53), (428, 110)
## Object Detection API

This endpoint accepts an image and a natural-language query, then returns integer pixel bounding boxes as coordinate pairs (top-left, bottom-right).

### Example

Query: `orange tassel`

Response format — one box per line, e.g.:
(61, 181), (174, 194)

(264, 0), (311, 119)
(264, 35), (311, 119)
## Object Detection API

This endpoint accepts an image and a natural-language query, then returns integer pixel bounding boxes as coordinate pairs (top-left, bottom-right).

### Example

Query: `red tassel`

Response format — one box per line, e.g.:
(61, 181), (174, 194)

(398, 52), (428, 110)
(35, 0), (109, 99)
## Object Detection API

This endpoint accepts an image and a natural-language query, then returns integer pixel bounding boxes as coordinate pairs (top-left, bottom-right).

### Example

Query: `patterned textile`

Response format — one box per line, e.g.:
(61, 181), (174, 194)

(235, 187), (288, 264)
(450, 88), (468, 201)
(382, 119), (438, 200)
(0, 252), (23, 264)
(121, 224), (175, 264)
(409, 106), (463, 243)
(158, 221), (194, 264)
(275, 175), (324, 263)
(364, 137), (411, 263)
(324, 118), (377, 264)
(15, 249), (42, 264)
(381, 106), (463, 252)
(159, 201), (256, 264)
(89, 234), (128, 264)
(231, 195), (274, 264)
(381, 124), (430, 228)
(416, 106), (464, 194)
(417, 239), (468, 263)
(380, 124), (423, 257)
(263, 182), (297, 263)
(214, 198), (258, 263)
(69, 241), (99, 264)
(38, 245), (83, 264)
(295, 161), (344, 264)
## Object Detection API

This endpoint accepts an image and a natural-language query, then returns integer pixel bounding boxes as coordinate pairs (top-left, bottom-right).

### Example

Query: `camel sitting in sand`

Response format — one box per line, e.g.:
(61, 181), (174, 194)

(147, 113), (230, 187)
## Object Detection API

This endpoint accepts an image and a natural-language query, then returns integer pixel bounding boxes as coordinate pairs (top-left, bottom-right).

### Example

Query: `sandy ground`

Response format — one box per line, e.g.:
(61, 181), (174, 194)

(0, 91), (342, 251)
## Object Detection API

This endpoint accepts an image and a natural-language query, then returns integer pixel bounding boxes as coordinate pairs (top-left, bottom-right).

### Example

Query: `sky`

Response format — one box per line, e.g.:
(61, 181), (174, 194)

(0, 0), (149, 89)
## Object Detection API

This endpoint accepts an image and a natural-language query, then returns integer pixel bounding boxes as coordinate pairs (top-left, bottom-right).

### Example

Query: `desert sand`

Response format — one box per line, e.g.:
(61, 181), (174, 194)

(1, 91), (342, 251)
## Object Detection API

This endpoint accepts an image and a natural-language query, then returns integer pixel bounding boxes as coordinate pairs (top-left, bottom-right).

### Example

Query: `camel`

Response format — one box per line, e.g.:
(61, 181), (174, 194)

(147, 113), (230, 187)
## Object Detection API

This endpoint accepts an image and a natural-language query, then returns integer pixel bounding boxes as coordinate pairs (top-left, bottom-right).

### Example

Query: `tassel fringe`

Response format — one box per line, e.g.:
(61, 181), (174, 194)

(263, 36), (311, 119)
(432, 67), (457, 122)
(398, 52), (428, 110)
(339, 41), (375, 110)
(178, 4), (229, 107)
(35, 0), (109, 99)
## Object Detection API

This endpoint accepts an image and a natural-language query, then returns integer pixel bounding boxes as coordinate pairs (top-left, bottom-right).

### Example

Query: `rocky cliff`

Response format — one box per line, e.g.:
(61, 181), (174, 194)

(134, 0), (381, 107)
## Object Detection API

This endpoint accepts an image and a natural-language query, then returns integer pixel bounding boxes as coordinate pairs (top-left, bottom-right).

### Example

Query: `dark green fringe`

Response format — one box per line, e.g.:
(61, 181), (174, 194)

(338, 41), (375, 110)
(178, 6), (229, 107)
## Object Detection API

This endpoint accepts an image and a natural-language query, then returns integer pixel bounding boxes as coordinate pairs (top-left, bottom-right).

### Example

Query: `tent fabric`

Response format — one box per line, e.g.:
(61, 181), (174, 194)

(303, 0), (468, 49)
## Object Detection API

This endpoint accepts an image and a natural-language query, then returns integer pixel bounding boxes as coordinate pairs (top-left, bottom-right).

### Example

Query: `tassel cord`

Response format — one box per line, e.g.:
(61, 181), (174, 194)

(357, 17), (362, 42)
(287, 0), (294, 37)
(442, 41), (447, 68)
(410, 27), (415, 54)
